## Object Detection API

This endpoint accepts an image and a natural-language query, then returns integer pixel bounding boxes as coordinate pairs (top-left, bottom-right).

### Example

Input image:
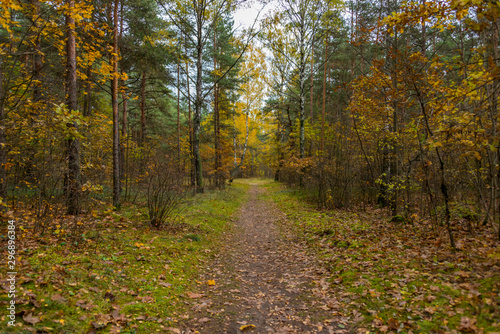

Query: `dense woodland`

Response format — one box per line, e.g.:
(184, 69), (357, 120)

(1, 0), (499, 238)
(1, 0), (500, 333)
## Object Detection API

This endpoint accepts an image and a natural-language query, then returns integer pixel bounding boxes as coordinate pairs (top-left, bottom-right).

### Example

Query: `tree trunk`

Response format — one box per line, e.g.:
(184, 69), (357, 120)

(299, 28), (306, 160)
(111, 0), (120, 208)
(213, 30), (220, 188)
(32, 0), (42, 104)
(321, 38), (328, 151)
(186, 49), (194, 187)
(140, 71), (146, 146)
(436, 148), (455, 249)
(233, 115), (237, 169)
(310, 44), (314, 123)
(120, 82), (127, 193)
(494, 20), (500, 239)
(0, 61), (6, 202)
(119, 0), (126, 137)
(193, 5), (204, 193)
(83, 66), (92, 117)
(65, 0), (80, 215)
(177, 62), (181, 162)
(214, 83), (220, 187)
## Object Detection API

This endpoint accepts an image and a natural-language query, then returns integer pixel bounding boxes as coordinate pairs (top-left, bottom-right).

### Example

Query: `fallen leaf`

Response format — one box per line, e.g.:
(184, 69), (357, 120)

(26, 292), (40, 307)
(458, 316), (477, 332)
(91, 321), (108, 329)
(109, 325), (122, 333)
(240, 324), (256, 331)
(187, 292), (204, 299)
(424, 306), (436, 314)
(387, 318), (399, 330)
(23, 313), (40, 325)
(139, 296), (154, 303)
(104, 291), (116, 301)
(110, 309), (126, 322)
(207, 280), (216, 286)
(51, 294), (67, 303)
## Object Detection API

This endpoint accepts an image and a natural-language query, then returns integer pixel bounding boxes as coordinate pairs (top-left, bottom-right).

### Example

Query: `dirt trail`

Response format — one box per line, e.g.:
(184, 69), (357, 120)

(181, 184), (347, 334)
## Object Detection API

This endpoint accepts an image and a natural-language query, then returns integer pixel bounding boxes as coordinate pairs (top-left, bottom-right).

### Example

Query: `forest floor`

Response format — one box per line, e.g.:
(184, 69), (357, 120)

(0, 179), (499, 333)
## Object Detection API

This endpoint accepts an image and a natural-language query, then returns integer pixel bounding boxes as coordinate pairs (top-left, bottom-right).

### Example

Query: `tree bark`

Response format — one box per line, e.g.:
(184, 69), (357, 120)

(0, 61), (6, 202)
(119, 0), (126, 196)
(177, 62), (181, 162)
(140, 71), (146, 146)
(65, 0), (80, 215)
(193, 2), (204, 193)
(321, 38), (328, 151)
(83, 66), (92, 117)
(32, 0), (42, 104)
(299, 19), (306, 160)
(111, 0), (120, 208)
(186, 46), (194, 187)
(213, 29), (220, 188)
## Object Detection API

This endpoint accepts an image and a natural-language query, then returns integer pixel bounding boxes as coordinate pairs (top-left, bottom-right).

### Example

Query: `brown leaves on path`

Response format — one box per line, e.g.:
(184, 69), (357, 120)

(180, 185), (347, 333)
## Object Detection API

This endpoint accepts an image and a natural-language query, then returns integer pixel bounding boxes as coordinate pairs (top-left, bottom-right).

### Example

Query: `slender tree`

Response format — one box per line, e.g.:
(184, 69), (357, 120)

(65, 0), (81, 215)
(112, 0), (120, 208)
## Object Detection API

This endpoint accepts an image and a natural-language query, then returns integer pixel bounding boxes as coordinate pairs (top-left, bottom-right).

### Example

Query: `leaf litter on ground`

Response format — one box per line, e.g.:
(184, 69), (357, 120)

(0, 183), (249, 333)
(264, 182), (500, 334)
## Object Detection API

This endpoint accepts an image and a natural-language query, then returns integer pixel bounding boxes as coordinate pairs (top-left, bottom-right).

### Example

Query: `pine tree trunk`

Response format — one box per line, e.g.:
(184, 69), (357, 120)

(140, 71), (146, 146)
(65, 0), (80, 215)
(120, 83), (127, 195)
(119, 0), (126, 196)
(111, 0), (120, 208)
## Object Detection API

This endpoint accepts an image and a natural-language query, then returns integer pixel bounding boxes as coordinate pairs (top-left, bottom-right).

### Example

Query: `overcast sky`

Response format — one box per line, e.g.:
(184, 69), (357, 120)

(233, 1), (276, 32)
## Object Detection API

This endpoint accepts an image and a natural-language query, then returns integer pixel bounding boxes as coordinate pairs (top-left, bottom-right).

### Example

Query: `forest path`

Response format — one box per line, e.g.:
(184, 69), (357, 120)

(180, 183), (345, 334)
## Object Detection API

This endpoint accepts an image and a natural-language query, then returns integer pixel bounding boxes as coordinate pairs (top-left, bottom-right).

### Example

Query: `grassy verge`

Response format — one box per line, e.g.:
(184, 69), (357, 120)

(263, 181), (500, 334)
(0, 182), (249, 333)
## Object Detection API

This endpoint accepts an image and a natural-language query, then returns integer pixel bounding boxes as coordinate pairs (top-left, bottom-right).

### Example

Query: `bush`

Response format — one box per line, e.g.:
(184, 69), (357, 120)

(146, 156), (185, 229)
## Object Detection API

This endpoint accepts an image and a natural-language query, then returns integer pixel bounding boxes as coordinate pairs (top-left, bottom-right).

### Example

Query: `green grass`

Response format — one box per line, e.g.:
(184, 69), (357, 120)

(1, 182), (249, 333)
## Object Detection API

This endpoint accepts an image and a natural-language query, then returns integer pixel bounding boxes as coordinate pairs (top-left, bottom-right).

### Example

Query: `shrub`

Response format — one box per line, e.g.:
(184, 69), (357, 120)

(145, 156), (186, 229)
